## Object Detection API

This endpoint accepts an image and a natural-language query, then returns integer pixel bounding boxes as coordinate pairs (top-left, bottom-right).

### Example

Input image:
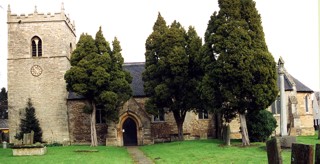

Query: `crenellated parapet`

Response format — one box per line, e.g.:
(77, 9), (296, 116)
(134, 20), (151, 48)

(7, 3), (76, 35)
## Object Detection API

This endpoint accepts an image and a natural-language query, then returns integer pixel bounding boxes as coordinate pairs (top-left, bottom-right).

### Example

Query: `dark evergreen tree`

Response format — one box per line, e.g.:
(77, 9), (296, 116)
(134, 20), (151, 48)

(15, 98), (42, 143)
(64, 28), (132, 146)
(0, 87), (8, 119)
(143, 14), (202, 140)
(201, 0), (278, 146)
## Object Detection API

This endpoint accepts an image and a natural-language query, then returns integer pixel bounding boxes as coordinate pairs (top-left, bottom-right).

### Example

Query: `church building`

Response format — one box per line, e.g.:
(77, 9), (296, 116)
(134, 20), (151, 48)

(7, 5), (214, 146)
(7, 5), (314, 146)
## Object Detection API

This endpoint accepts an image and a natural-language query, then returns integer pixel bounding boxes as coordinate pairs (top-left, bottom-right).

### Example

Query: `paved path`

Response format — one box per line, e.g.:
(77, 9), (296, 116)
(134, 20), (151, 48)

(127, 146), (154, 164)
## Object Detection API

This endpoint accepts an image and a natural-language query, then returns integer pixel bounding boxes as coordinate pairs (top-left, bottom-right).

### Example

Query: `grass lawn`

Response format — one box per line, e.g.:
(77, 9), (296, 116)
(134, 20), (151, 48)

(140, 131), (320, 164)
(0, 132), (318, 164)
(0, 145), (132, 164)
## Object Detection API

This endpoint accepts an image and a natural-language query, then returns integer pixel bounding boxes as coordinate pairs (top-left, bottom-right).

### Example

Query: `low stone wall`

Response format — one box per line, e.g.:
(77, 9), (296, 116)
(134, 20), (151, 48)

(12, 147), (47, 156)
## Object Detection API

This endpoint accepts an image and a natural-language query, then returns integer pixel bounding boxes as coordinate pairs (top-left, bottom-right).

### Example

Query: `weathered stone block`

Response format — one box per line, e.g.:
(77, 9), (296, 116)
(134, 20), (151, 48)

(12, 147), (47, 156)
(266, 137), (282, 164)
(280, 136), (296, 148)
(316, 144), (320, 164)
(291, 143), (313, 164)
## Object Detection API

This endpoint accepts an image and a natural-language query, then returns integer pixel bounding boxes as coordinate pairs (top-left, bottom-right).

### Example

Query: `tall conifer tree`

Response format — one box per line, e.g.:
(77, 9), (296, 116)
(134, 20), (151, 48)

(143, 14), (202, 140)
(16, 98), (42, 143)
(65, 28), (132, 146)
(202, 0), (278, 145)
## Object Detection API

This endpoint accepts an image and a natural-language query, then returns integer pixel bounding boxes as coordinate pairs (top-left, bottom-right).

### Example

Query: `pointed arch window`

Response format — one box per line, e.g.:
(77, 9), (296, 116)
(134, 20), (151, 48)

(305, 95), (309, 113)
(31, 36), (42, 57)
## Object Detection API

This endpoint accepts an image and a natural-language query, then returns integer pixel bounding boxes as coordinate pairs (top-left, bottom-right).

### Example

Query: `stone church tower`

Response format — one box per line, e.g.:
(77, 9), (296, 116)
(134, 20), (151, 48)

(7, 4), (76, 143)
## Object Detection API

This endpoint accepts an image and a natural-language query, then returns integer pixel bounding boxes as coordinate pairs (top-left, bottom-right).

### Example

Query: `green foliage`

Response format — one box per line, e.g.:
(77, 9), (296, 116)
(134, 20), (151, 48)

(15, 98), (42, 143)
(201, 0), (278, 123)
(0, 87), (8, 119)
(143, 13), (202, 139)
(247, 110), (277, 142)
(64, 27), (132, 121)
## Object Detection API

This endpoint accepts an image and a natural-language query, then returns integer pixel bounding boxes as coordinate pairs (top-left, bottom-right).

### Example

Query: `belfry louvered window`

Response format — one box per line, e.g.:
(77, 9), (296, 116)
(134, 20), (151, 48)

(31, 36), (42, 57)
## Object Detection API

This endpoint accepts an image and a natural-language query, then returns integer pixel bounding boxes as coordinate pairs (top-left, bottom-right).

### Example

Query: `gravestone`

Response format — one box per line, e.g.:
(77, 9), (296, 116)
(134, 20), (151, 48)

(266, 137), (282, 164)
(280, 136), (296, 148)
(30, 131), (34, 144)
(23, 131), (34, 145)
(316, 144), (320, 164)
(23, 133), (30, 145)
(291, 143), (313, 164)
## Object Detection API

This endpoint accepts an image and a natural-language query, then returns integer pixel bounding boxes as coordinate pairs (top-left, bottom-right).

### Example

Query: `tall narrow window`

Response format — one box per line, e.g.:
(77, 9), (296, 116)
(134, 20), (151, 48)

(305, 95), (309, 113)
(70, 43), (73, 55)
(153, 109), (165, 122)
(198, 109), (209, 119)
(31, 36), (42, 57)
(37, 39), (42, 56)
(96, 108), (106, 124)
(32, 40), (37, 56)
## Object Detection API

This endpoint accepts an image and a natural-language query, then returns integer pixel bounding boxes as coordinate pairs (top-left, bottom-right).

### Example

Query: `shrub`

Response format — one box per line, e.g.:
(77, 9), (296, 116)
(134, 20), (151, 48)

(247, 110), (277, 142)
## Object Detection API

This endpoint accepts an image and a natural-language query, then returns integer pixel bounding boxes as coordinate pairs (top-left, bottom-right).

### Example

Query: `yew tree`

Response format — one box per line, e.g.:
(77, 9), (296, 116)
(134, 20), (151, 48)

(15, 98), (42, 143)
(202, 0), (278, 146)
(143, 13), (202, 140)
(65, 27), (132, 146)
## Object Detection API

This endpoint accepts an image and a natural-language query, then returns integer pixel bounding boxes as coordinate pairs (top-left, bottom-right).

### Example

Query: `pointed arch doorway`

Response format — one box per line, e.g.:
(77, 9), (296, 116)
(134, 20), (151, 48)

(122, 117), (138, 146)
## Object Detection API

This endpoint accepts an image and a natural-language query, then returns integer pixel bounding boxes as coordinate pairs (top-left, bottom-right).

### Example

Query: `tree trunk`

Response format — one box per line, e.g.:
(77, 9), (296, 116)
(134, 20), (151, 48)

(239, 113), (250, 146)
(223, 124), (231, 146)
(177, 121), (184, 141)
(90, 101), (98, 147)
(215, 113), (223, 139)
(173, 110), (186, 141)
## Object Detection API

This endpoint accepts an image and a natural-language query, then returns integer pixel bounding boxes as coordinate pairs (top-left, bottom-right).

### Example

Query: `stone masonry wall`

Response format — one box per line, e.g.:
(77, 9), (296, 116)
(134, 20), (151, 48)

(8, 57), (71, 143)
(8, 8), (76, 143)
(296, 93), (315, 135)
(151, 111), (215, 141)
(67, 100), (107, 145)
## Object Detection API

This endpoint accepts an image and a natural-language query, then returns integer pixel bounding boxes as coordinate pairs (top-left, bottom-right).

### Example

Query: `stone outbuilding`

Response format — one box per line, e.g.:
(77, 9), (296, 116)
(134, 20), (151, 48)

(0, 119), (9, 142)
(271, 67), (315, 136)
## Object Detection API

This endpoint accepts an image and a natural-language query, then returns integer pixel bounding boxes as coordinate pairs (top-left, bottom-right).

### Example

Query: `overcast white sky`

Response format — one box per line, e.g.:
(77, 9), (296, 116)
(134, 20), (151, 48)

(0, 0), (319, 91)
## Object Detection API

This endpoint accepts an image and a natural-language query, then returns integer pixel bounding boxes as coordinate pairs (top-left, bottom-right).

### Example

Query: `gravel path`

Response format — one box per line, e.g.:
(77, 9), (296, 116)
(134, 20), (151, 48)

(127, 146), (154, 164)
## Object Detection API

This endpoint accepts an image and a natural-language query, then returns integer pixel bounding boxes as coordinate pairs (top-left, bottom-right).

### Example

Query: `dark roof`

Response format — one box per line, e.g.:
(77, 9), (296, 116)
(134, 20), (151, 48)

(67, 92), (85, 100)
(277, 72), (313, 93)
(68, 62), (146, 99)
(123, 62), (146, 97)
(291, 76), (313, 92)
(0, 119), (8, 129)
(277, 74), (293, 91)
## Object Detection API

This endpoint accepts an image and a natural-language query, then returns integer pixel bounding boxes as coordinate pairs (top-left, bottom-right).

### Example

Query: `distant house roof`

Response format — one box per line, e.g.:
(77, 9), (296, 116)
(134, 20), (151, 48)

(277, 68), (313, 93)
(0, 119), (8, 129)
(68, 62), (146, 100)
(123, 62), (146, 97)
